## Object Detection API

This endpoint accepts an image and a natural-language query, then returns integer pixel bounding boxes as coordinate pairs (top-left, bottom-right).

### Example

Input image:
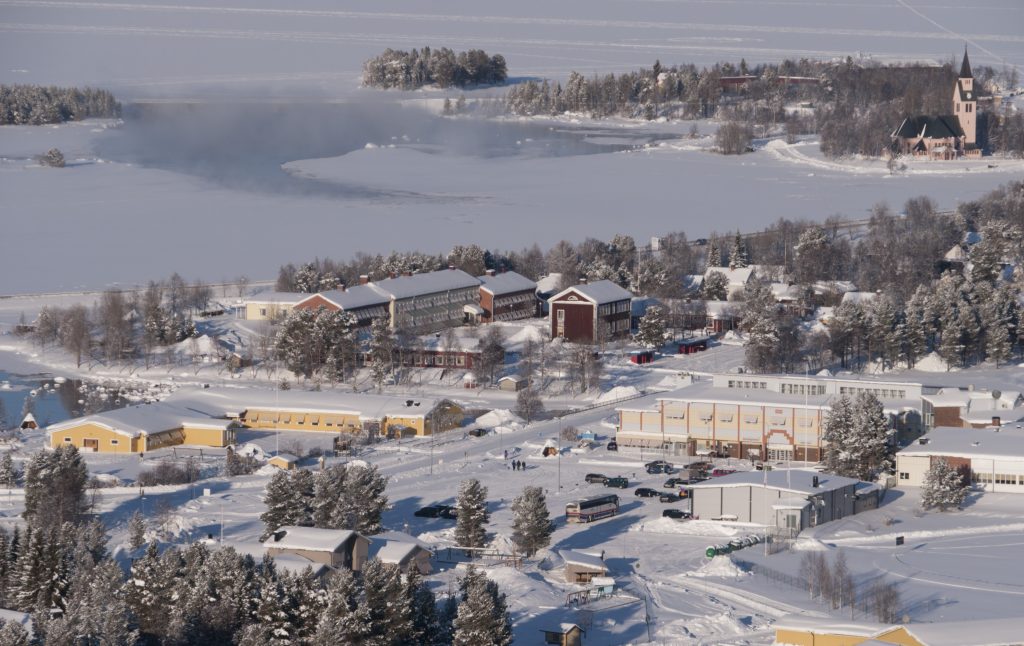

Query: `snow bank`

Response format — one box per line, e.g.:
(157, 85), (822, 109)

(686, 556), (749, 579)
(594, 386), (640, 404)
(628, 517), (741, 537)
(914, 351), (955, 372)
(475, 409), (524, 429)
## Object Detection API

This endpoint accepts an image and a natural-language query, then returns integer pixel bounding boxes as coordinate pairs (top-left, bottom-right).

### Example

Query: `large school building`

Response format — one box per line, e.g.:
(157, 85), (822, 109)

(48, 388), (463, 453)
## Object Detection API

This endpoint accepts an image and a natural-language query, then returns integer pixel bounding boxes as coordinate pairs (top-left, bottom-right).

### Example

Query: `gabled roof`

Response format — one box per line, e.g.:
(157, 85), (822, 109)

(893, 115), (964, 140)
(303, 284), (390, 311)
(245, 291), (307, 305)
(374, 269), (480, 300)
(704, 266), (755, 287)
(549, 280), (633, 305)
(559, 549), (607, 570)
(263, 526), (365, 552)
(371, 541), (428, 565)
(47, 402), (232, 438)
(478, 271), (536, 296)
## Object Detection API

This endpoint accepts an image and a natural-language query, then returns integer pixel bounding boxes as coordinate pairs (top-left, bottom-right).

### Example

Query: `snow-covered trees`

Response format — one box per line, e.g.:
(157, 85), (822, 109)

(715, 121), (753, 155)
(475, 326), (506, 385)
(511, 486), (552, 557)
(369, 316), (396, 390)
(702, 270), (729, 301)
(455, 479), (490, 549)
(634, 305), (667, 349)
(362, 47), (508, 89)
(127, 511), (147, 551)
(0, 84), (120, 124)
(0, 453), (18, 488)
(921, 459), (969, 511)
(729, 231), (749, 268)
(261, 464), (388, 538)
(821, 393), (893, 481)
(41, 148), (65, 168)
(453, 566), (512, 646)
(23, 445), (89, 530)
(275, 307), (358, 380)
(515, 385), (544, 423)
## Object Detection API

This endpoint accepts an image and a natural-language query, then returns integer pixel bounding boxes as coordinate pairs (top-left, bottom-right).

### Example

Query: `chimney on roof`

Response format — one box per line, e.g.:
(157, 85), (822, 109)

(812, 475), (819, 488)
(359, 274), (369, 285)
(579, 277), (588, 285)
(485, 269), (496, 277)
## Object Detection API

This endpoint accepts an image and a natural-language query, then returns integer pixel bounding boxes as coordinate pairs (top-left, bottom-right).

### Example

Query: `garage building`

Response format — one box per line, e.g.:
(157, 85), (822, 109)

(896, 426), (1024, 493)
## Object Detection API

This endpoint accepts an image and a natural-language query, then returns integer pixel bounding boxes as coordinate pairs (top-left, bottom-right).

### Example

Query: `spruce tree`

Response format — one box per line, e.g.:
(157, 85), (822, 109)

(821, 395), (856, 477)
(822, 394), (892, 481)
(0, 453), (16, 488)
(127, 510), (146, 551)
(313, 569), (373, 645)
(261, 469), (316, 540)
(406, 567), (440, 645)
(344, 465), (388, 535)
(921, 459), (969, 511)
(23, 445), (88, 530)
(364, 559), (413, 644)
(634, 306), (667, 349)
(0, 620), (28, 646)
(511, 486), (552, 557)
(369, 317), (395, 391)
(702, 270), (729, 301)
(455, 479), (489, 549)
(705, 241), (722, 269)
(452, 566), (512, 646)
(729, 230), (749, 268)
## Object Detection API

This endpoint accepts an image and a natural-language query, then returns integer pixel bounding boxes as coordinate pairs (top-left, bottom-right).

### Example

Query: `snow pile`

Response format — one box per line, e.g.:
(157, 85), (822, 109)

(628, 517), (740, 537)
(475, 409), (525, 435)
(719, 330), (744, 345)
(503, 324), (545, 351)
(594, 386), (640, 404)
(687, 556), (749, 579)
(914, 351), (955, 372)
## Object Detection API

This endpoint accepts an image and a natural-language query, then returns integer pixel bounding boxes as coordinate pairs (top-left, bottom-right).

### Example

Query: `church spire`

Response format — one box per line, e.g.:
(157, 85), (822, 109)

(959, 47), (973, 79)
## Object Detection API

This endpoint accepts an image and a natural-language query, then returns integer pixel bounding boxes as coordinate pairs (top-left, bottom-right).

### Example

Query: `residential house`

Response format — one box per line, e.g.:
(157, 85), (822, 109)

(241, 292), (307, 321)
(263, 526), (370, 572)
(369, 531), (433, 574)
(541, 624), (586, 646)
(478, 270), (537, 322)
(548, 280), (633, 343)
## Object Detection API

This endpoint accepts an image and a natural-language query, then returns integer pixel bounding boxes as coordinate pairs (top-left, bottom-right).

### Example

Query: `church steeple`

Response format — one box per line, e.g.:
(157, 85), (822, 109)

(959, 47), (973, 79)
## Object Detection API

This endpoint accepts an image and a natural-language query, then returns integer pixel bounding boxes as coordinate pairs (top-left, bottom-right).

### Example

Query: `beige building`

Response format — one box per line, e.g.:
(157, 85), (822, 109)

(897, 427), (1024, 493)
(240, 292), (307, 321)
(774, 613), (1024, 646)
(559, 549), (607, 584)
(892, 50), (980, 159)
(264, 526), (370, 572)
(47, 403), (236, 454)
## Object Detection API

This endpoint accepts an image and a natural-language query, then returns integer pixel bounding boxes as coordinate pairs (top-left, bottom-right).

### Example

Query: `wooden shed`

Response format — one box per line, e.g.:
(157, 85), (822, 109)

(264, 526), (370, 572)
(268, 453), (299, 470)
(560, 549), (607, 583)
(498, 375), (528, 392)
(541, 623), (585, 646)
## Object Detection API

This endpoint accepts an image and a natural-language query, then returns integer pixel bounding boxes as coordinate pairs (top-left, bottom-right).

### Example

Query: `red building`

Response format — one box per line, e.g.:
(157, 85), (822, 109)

(293, 284), (390, 328)
(548, 280), (633, 343)
(478, 270), (537, 323)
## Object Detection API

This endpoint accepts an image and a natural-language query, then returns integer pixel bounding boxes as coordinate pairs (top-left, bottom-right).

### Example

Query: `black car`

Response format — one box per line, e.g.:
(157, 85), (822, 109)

(658, 493), (681, 503)
(663, 477), (688, 488)
(662, 509), (692, 520)
(634, 487), (659, 498)
(646, 460), (673, 469)
(414, 505), (443, 518)
(438, 506), (458, 519)
(467, 428), (487, 437)
(585, 473), (609, 484)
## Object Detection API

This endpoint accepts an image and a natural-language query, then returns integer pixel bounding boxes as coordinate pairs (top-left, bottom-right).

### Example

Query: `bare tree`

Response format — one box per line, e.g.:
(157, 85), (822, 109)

(60, 305), (91, 368)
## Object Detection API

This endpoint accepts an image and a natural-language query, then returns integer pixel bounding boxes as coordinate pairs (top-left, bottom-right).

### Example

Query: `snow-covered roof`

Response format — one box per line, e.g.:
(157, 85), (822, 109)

(549, 280), (633, 305)
(689, 469), (861, 495)
(631, 296), (662, 317)
(498, 375), (526, 383)
(812, 280), (856, 295)
(682, 274), (704, 293)
(559, 549), (607, 571)
(371, 541), (426, 566)
(655, 380), (835, 409)
(479, 271), (536, 296)
(899, 426), (1024, 461)
(263, 526), (365, 552)
(306, 284), (390, 311)
(589, 576), (614, 587)
(166, 387), (442, 421)
(774, 613), (1024, 645)
(944, 244), (968, 261)
(419, 328), (482, 353)
(47, 402), (232, 438)
(922, 388), (1024, 423)
(371, 530), (432, 551)
(535, 273), (563, 294)
(270, 453), (299, 464)
(21, 412), (36, 424)
(704, 300), (740, 319)
(704, 266), (754, 287)
(231, 543), (330, 577)
(373, 268), (480, 300)
(840, 291), (878, 305)
(245, 291), (308, 304)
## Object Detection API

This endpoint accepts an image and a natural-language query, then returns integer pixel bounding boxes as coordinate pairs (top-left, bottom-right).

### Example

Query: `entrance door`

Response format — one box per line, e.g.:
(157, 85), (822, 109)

(83, 438), (99, 452)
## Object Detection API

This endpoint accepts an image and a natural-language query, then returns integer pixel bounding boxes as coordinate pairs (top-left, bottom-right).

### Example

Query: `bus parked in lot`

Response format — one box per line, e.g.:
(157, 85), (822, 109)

(566, 494), (620, 523)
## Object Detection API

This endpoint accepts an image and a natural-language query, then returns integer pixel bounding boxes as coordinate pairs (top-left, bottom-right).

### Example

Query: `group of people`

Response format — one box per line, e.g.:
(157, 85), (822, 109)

(510, 459), (526, 471)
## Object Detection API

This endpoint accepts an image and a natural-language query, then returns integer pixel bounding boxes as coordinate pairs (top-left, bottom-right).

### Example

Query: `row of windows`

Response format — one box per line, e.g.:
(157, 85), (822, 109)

(838, 386), (907, 400)
(413, 354), (467, 367)
(395, 290), (477, 313)
(597, 301), (630, 316)
(495, 293), (535, 305)
(64, 437), (119, 445)
(973, 473), (1022, 485)
(781, 383), (826, 396)
(726, 380), (768, 390)
(609, 319), (630, 333)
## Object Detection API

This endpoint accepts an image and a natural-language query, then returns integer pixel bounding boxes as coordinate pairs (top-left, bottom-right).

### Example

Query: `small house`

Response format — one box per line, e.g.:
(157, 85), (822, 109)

(560, 549), (607, 583)
(542, 439), (559, 457)
(268, 453), (299, 470)
(20, 413), (38, 430)
(677, 337), (709, 355)
(498, 375), (528, 392)
(263, 526), (370, 572)
(463, 373), (478, 389)
(369, 531), (434, 575)
(541, 623), (585, 646)
(629, 350), (654, 365)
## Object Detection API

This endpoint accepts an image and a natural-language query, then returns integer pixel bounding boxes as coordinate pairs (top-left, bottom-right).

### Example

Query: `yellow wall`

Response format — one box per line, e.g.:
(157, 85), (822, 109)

(245, 302), (293, 321)
(240, 408), (362, 433)
(268, 456), (297, 470)
(385, 415), (426, 437)
(181, 425), (233, 448)
(773, 627), (923, 646)
(874, 627), (924, 646)
(50, 422), (139, 453)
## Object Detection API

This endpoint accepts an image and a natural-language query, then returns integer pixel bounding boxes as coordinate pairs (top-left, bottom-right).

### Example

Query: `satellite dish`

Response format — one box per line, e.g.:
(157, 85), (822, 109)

(992, 390), (1001, 400)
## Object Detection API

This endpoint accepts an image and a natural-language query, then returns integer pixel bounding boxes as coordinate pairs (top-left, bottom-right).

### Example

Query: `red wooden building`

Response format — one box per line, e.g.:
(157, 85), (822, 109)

(478, 269), (537, 323)
(548, 280), (633, 343)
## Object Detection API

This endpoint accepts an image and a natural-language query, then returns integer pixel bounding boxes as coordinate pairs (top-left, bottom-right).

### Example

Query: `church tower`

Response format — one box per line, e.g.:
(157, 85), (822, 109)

(953, 48), (976, 146)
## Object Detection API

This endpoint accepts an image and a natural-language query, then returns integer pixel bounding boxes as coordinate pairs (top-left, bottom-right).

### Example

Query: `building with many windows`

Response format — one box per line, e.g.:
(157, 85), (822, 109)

(548, 280), (633, 343)
(896, 426), (1024, 493)
(477, 270), (537, 323)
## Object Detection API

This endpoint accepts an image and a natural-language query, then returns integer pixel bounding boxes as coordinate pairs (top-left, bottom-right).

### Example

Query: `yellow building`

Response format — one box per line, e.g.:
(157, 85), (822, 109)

(241, 292), (306, 321)
(47, 404), (236, 454)
(268, 453), (299, 470)
(773, 614), (1024, 646)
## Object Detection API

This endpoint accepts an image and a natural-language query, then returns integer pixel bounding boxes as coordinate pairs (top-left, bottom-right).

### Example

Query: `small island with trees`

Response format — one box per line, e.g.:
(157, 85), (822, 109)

(362, 47), (507, 90)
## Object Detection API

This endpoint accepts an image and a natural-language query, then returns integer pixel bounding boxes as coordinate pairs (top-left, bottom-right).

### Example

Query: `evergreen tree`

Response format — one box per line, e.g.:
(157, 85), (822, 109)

(742, 281), (782, 373)
(0, 453), (17, 488)
(127, 510), (146, 551)
(369, 317), (395, 391)
(866, 295), (900, 369)
(406, 567), (440, 645)
(901, 286), (931, 368)
(46, 560), (139, 646)
(822, 394), (892, 481)
(23, 445), (89, 531)
(634, 305), (667, 349)
(452, 566), (512, 646)
(821, 395), (856, 477)
(511, 486), (552, 557)
(729, 230), (749, 268)
(455, 479), (489, 549)
(313, 569), (373, 645)
(705, 241), (722, 269)
(702, 270), (729, 301)
(310, 464), (388, 534)
(0, 620), (29, 646)
(363, 559), (413, 645)
(921, 459), (969, 511)
(123, 541), (176, 639)
(261, 469), (316, 540)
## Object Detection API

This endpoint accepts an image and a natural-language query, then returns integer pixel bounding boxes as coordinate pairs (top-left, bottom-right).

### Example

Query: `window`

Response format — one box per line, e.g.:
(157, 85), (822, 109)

(718, 414), (734, 423)
(967, 103), (972, 113)
(899, 472), (909, 480)
(260, 308), (267, 317)
(743, 416), (759, 424)
(64, 437), (72, 443)
(110, 439), (119, 445)
(557, 310), (565, 322)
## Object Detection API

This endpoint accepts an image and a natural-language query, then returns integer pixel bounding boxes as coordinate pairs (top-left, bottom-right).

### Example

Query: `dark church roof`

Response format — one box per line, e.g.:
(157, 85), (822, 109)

(893, 115), (964, 140)
(960, 48), (973, 79)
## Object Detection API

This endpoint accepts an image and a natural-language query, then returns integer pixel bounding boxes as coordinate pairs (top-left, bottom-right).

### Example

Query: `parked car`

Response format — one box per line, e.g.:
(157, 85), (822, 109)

(467, 428), (488, 437)
(585, 473), (609, 484)
(662, 509), (692, 520)
(686, 461), (711, 471)
(606, 440), (618, 451)
(663, 477), (689, 488)
(414, 505), (443, 518)
(605, 477), (629, 489)
(634, 487), (659, 498)
(646, 460), (673, 469)
(437, 505), (458, 519)
(658, 493), (681, 503)
(710, 468), (737, 478)
(645, 463), (668, 475)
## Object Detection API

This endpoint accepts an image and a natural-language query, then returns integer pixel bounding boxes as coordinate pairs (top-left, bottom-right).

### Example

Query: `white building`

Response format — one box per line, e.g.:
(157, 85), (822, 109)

(897, 426), (1024, 492)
